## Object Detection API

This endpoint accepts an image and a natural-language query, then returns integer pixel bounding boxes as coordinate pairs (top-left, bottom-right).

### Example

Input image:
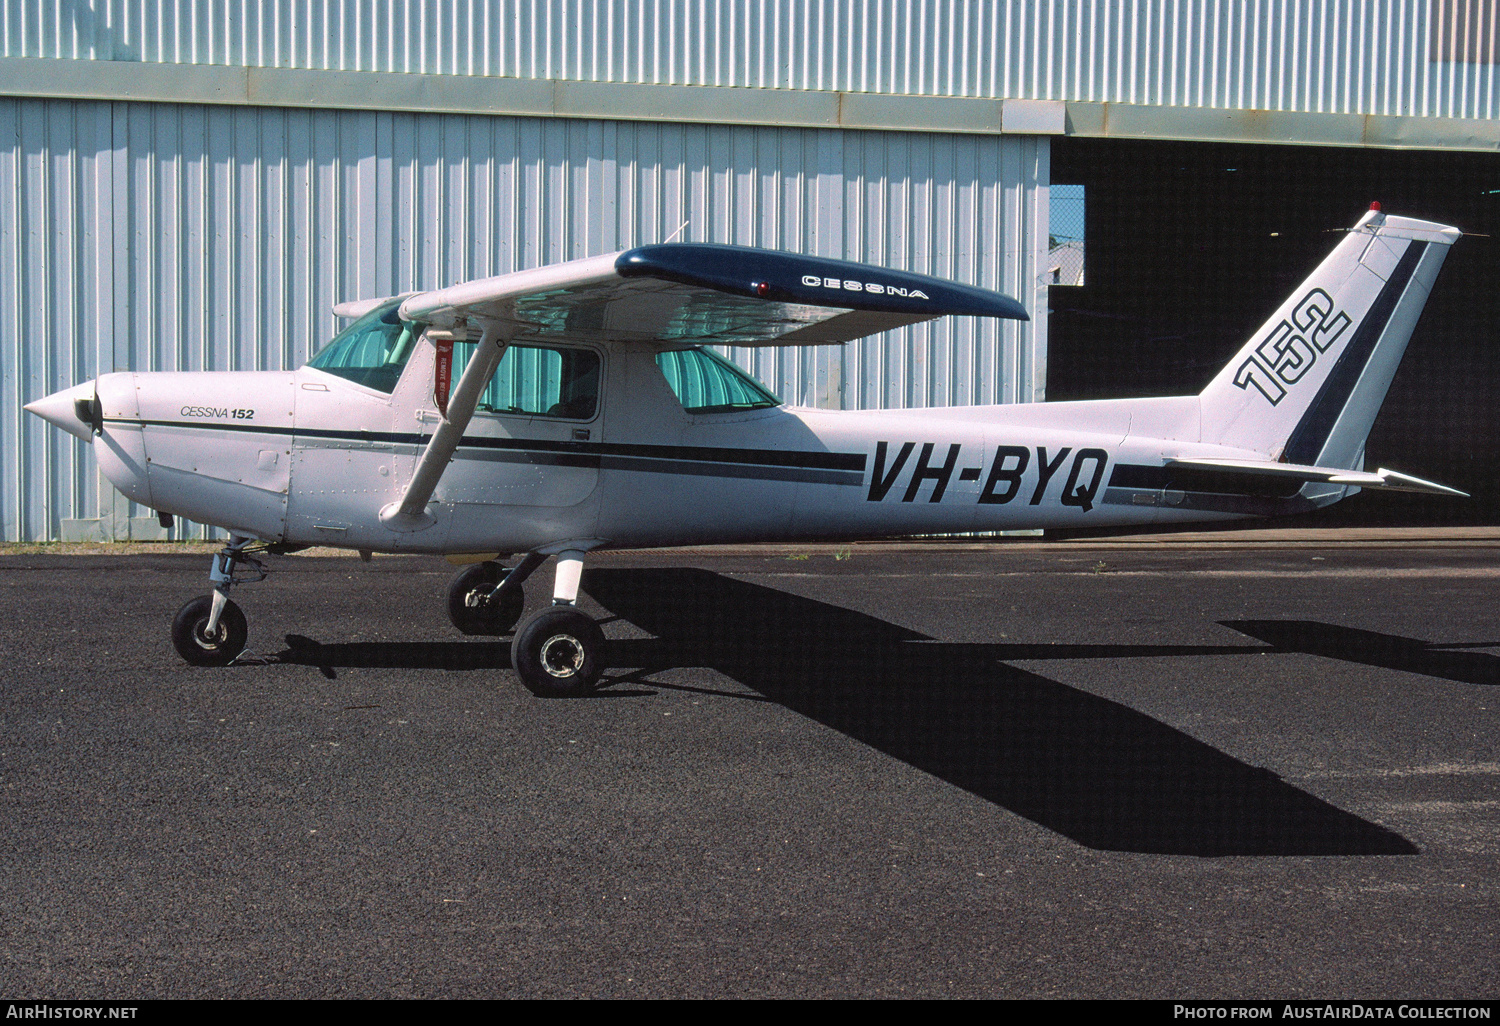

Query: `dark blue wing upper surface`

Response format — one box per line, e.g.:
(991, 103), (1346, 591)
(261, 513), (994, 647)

(615, 244), (1029, 321)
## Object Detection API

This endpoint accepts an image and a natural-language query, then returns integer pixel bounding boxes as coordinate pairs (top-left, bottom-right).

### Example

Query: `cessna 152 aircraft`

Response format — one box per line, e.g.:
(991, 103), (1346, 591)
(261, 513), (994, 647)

(26, 204), (1464, 694)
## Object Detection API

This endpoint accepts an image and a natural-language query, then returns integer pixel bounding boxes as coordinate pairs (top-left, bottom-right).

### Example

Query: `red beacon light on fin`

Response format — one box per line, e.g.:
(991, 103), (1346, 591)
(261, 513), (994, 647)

(1369, 201), (1382, 211)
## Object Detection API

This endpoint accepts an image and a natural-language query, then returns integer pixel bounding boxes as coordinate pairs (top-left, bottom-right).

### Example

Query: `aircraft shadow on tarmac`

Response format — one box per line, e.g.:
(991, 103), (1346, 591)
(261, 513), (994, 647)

(272, 634), (658, 695)
(269, 570), (1429, 857)
(1221, 620), (1500, 687)
(277, 636), (509, 679)
(583, 568), (1417, 858)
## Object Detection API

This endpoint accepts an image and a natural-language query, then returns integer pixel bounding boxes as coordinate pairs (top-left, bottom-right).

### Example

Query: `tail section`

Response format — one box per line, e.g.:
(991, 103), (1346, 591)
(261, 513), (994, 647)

(1199, 207), (1460, 469)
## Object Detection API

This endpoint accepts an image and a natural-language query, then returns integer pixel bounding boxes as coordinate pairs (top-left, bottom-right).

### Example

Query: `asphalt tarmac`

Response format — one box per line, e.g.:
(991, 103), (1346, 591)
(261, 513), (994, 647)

(1, 544), (1496, 999)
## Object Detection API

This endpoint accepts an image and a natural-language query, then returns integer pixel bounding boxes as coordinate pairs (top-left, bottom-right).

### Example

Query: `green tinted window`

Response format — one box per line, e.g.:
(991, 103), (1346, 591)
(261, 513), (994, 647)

(454, 343), (601, 420)
(656, 347), (780, 414)
(307, 301), (423, 393)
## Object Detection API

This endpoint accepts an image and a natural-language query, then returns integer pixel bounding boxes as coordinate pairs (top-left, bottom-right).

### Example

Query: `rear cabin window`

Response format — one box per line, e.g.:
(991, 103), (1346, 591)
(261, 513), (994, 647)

(656, 347), (780, 414)
(306, 300), (423, 393)
(454, 342), (602, 420)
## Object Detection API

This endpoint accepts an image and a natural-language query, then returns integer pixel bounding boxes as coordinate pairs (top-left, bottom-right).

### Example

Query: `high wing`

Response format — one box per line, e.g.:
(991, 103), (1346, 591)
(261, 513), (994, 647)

(395, 243), (1028, 347)
(376, 244), (1029, 532)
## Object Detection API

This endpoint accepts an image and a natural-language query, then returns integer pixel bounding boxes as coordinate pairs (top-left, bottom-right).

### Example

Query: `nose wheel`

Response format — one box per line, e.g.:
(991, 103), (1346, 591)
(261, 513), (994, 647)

(170, 534), (266, 667)
(171, 594), (248, 666)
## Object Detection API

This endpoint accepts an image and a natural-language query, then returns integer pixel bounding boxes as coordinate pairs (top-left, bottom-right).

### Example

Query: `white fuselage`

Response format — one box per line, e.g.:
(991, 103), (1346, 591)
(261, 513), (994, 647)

(79, 331), (1334, 555)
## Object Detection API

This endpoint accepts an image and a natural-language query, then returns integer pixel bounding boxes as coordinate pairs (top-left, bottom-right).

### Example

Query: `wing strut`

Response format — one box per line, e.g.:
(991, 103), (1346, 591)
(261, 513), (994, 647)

(379, 320), (517, 532)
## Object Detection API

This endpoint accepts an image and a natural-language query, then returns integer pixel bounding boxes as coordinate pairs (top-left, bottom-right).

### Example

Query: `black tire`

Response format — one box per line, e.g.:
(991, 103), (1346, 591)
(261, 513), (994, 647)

(171, 595), (248, 667)
(447, 562), (525, 636)
(510, 607), (606, 695)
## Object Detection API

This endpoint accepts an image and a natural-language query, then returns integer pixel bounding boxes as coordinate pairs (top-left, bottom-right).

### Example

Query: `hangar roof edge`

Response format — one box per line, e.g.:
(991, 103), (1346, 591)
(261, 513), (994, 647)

(1, 57), (1496, 154)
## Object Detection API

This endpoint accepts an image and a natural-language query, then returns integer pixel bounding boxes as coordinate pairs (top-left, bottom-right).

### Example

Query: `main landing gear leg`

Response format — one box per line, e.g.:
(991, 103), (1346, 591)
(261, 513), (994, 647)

(171, 533), (266, 667)
(510, 549), (605, 696)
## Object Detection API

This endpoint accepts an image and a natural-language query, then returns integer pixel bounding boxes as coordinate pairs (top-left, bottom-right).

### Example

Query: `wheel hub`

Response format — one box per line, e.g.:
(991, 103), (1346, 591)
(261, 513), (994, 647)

(539, 633), (585, 677)
(193, 620), (226, 648)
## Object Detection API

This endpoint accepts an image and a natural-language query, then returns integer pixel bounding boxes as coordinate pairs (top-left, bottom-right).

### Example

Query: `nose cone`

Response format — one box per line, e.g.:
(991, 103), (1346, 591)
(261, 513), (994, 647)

(25, 382), (100, 442)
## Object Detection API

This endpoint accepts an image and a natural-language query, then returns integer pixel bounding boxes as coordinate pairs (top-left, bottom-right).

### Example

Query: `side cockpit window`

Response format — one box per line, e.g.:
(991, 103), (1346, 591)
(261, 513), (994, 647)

(656, 347), (781, 414)
(307, 301), (423, 393)
(455, 343), (602, 420)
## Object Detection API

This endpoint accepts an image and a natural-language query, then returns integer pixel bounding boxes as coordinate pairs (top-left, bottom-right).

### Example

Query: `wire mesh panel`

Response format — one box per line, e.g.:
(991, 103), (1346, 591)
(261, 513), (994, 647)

(1048, 183), (1085, 286)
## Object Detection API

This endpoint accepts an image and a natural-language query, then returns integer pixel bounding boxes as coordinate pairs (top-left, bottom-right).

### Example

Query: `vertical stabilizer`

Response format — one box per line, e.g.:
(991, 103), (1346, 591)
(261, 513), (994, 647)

(1199, 208), (1460, 469)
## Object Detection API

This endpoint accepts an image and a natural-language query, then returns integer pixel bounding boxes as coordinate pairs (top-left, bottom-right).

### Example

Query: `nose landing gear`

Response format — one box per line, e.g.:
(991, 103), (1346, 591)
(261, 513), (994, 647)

(171, 594), (248, 666)
(170, 534), (267, 666)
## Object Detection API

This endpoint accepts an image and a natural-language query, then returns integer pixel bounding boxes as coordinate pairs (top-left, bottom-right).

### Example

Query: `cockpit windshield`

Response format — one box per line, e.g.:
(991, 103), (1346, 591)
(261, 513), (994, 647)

(306, 300), (424, 393)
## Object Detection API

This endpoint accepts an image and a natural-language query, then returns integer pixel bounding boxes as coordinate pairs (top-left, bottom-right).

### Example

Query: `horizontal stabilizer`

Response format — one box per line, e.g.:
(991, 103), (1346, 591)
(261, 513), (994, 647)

(1166, 458), (1468, 497)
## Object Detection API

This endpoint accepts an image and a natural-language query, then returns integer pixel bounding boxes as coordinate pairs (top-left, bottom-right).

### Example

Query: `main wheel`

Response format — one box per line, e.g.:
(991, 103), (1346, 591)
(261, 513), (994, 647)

(171, 595), (248, 667)
(510, 607), (606, 696)
(447, 562), (525, 636)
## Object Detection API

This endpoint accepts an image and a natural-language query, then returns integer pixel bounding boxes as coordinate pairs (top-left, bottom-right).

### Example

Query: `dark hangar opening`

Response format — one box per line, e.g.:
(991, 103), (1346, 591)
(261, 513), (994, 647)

(1048, 138), (1500, 527)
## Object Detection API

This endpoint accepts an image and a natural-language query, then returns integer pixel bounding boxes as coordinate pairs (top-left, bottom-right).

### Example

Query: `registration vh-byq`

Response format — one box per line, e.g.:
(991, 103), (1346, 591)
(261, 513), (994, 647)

(26, 205), (1465, 694)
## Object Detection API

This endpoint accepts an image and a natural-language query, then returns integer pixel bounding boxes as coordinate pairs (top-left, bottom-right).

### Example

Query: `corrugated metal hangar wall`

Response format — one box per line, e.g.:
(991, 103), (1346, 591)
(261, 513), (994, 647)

(0, 97), (1048, 541)
(6, 0), (1496, 119)
(2, 0), (1494, 542)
